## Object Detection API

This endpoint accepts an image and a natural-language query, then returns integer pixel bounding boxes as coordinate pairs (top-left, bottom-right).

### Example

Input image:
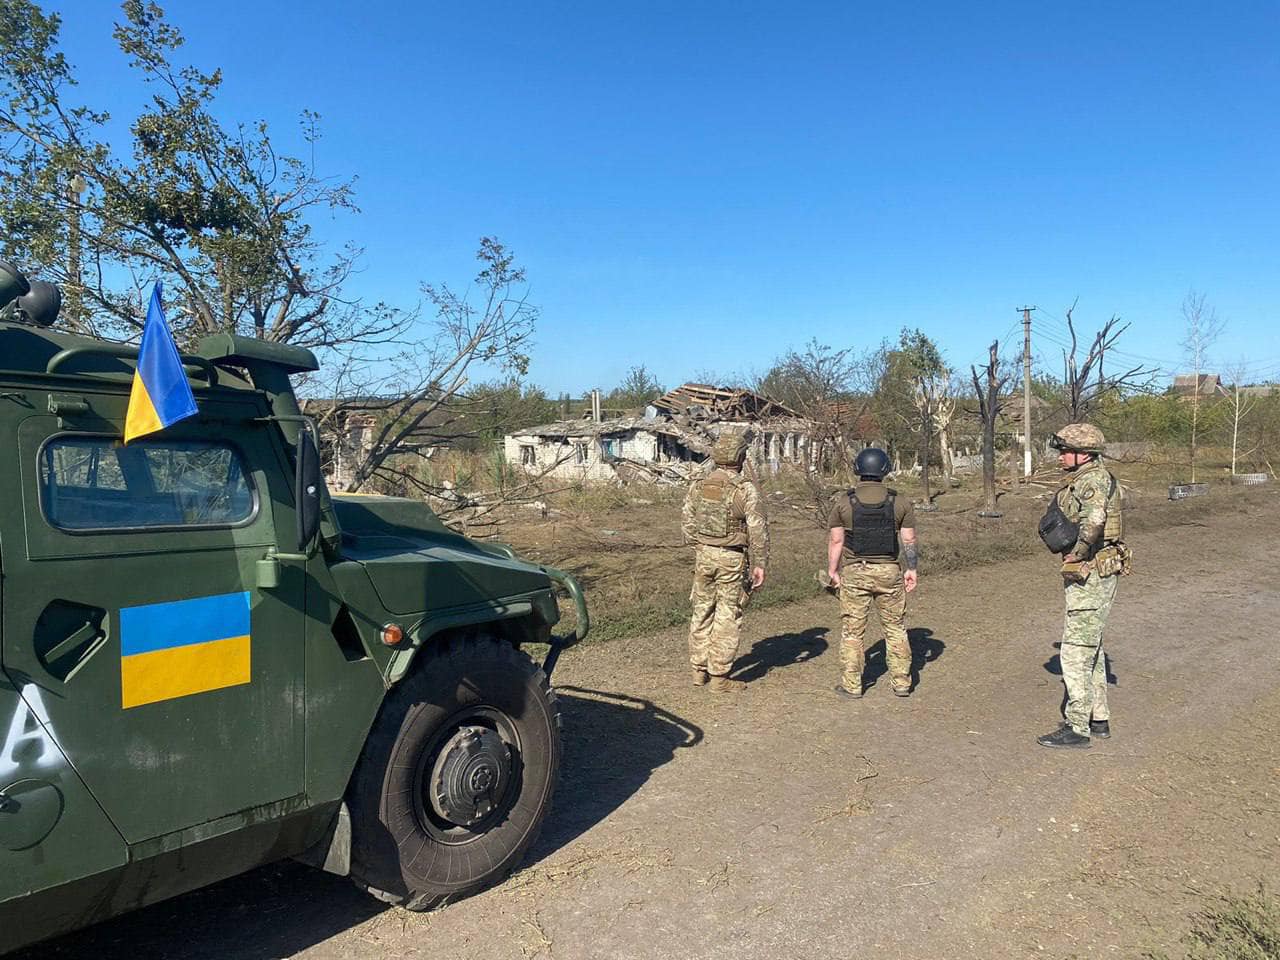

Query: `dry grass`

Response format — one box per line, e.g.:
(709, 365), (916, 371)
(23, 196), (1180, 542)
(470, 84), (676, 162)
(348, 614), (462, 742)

(482, 448), (1275, 645)
(1145, 886), (1280, 960)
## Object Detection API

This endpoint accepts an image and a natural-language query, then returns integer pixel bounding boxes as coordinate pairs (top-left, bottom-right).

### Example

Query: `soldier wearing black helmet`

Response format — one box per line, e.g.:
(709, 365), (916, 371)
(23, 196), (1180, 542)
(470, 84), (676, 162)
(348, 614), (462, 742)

(825, 447), (918, 699)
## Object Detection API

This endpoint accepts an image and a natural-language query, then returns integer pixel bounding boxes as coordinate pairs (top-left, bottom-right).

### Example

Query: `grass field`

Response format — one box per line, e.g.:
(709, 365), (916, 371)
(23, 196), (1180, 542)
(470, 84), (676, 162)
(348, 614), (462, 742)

(489, 447), (1272, 644)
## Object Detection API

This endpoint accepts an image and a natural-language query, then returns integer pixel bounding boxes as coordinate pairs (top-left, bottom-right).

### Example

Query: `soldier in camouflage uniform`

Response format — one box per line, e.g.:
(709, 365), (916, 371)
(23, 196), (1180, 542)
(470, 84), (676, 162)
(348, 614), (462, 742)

(826, 448), (918, 700)
(682, 430), (769, 692)
(1037, 422), (1130, 749)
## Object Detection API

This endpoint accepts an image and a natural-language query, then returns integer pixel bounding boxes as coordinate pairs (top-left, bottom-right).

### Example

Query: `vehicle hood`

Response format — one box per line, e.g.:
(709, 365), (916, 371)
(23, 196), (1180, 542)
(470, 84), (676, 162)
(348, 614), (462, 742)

(331, 495), (550, 615)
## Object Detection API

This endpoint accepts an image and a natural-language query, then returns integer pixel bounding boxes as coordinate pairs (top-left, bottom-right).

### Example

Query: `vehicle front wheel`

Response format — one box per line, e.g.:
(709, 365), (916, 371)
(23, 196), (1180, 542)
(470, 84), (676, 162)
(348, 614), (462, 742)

(347, 633), (560, 909)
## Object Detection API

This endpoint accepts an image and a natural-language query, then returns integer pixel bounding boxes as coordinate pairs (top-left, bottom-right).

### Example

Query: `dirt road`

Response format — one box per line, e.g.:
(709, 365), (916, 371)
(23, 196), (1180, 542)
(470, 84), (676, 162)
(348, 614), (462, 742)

(29, 489), (1280, 959)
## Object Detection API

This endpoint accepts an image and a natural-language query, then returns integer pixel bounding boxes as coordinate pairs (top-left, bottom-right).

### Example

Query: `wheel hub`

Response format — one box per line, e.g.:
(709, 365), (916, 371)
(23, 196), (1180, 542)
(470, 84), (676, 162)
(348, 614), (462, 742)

(428, 725), (512, 827)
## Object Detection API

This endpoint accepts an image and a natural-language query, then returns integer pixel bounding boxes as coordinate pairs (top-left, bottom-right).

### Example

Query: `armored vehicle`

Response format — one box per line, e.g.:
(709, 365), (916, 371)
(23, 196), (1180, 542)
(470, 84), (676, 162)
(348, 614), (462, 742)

(0, 262), (588, 953)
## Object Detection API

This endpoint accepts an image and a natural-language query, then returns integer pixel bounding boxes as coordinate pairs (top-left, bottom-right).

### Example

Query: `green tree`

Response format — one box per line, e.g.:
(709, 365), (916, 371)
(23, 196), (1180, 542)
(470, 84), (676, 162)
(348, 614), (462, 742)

(0, 3), (540, 510)
(756, 339), (866, 417)
(873, 328), (947, 497)
(605, 364), (664, 410)
(465, 379), (561, 449)
(0, 0), (400, 347)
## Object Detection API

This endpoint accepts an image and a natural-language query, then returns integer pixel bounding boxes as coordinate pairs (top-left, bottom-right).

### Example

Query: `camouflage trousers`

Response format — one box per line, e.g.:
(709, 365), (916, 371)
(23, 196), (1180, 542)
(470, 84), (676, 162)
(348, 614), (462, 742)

(838, 561), (911, 693)
(1060, 570), (1119, 735)
(688, 545), (751, 677)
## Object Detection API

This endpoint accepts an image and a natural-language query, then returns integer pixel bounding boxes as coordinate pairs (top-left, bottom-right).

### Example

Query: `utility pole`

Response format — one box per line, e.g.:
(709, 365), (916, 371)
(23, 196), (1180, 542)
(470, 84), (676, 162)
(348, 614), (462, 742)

(1018, 305), (1035, 478)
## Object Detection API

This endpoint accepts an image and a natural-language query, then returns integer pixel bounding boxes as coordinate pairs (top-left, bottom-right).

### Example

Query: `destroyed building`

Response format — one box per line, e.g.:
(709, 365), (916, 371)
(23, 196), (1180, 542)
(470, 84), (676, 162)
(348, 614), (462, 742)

(299, 400), (379, 490)
(503, 383), (817, 483)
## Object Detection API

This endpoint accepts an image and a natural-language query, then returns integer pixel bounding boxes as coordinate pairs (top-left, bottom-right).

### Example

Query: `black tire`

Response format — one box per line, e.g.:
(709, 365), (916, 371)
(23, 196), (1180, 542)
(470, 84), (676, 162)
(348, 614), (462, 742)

(347, 633), (560, 909)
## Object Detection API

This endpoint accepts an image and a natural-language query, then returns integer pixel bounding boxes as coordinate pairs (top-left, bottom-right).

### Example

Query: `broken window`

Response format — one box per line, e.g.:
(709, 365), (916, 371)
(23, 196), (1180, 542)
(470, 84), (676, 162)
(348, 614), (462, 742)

(574, 442), (588, 464)
(600, 438), (619, 459)
(520, 445), (537, 466)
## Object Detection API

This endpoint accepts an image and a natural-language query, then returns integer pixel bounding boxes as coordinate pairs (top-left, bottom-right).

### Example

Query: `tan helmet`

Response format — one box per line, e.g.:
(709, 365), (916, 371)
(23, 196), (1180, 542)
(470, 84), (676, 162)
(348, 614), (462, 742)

(711, 429), (752, 466)
(1051, 422), (1106, 454)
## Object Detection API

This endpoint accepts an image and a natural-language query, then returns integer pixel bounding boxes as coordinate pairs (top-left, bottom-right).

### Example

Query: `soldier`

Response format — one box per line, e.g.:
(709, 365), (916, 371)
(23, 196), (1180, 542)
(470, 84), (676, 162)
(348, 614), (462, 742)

(682, 430), (769, 692)
(825, 448), (918, 700)
(1037, 422), (1129, 749)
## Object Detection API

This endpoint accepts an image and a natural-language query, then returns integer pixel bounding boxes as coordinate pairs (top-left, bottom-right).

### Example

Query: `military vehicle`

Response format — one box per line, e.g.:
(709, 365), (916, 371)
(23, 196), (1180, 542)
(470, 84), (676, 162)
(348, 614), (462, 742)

(0, 262), (588, 953)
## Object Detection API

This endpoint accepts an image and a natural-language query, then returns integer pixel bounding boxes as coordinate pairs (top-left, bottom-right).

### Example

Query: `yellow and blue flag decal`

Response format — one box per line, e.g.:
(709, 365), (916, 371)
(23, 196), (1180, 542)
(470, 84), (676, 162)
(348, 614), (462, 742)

(119, 592), (252, 709)
(124, 281), (198, 444)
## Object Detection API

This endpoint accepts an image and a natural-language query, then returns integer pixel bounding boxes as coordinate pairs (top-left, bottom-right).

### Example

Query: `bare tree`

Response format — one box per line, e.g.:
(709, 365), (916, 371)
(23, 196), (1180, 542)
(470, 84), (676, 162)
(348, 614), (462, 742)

(1224, 360), (1260, 476)
(912, 365), (957, 501)
(1181, 292), (1225, 482)
(1058, 301), (1155, 422)
(910, 383), (932, 502)
(318, 238), (537, 503)
(756, 338), (875, 470)
(971, 341), (1009, 515)
(929, 370), (957, 483)
(754, 339), (883, 527)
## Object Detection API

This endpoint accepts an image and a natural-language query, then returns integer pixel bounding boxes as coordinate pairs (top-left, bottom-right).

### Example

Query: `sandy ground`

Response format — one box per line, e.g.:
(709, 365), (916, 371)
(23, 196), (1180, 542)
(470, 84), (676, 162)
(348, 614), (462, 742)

(27, 487), (1280, 960)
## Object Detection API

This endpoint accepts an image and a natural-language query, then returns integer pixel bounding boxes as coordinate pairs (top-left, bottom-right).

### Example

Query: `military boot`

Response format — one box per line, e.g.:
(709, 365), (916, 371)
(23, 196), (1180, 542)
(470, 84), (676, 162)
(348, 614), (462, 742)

(1089, 719), (1111, 739)
(833, 684), (862, 701)
(708, 675), (745, 693)
(691, 667), (709, 687)
(1036, 724), (1090, 749)
(891, 682), (911, 698)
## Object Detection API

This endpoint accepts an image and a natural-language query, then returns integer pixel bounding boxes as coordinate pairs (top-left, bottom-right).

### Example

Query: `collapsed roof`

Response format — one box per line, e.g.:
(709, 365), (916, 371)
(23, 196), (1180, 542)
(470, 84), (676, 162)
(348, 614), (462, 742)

(652, 383), (797, 421)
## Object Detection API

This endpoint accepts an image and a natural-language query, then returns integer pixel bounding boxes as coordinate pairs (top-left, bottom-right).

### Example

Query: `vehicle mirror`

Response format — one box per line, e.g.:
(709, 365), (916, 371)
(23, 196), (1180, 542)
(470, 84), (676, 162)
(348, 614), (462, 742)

(295, 429), (321, 553)
(16, 280), (62, 326)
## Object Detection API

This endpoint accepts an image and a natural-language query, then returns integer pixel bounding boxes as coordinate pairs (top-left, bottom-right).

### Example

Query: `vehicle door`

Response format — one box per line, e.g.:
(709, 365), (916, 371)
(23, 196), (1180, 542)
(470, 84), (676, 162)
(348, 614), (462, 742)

(0, 389), (306, 844)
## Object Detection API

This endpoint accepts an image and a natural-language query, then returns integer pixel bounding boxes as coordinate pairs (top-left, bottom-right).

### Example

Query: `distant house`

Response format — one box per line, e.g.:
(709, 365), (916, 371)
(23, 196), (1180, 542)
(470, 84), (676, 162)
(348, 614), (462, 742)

(1235, 384), (1279, 398)
(1171, 373), (1229, 399)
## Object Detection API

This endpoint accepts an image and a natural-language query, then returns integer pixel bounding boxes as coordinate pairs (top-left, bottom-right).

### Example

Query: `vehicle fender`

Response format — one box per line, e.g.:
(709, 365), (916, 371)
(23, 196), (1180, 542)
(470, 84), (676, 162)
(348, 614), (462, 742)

(385, 591), (559, 685)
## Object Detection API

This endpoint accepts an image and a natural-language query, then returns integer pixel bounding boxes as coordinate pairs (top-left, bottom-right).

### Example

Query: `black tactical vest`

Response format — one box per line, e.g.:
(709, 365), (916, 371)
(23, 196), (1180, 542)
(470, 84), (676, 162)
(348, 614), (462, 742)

(844, 490), (898, 558)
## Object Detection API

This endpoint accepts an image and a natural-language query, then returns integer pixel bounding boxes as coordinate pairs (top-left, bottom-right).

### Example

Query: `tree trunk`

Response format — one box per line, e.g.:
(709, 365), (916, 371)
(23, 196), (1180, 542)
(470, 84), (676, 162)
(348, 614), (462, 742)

(919, 408), (932, 502)
(982, 415), (997, 512)
(938, 425), (954, 481)
(971, 340), (1003, 514)
(1190, 388), (1199, 483)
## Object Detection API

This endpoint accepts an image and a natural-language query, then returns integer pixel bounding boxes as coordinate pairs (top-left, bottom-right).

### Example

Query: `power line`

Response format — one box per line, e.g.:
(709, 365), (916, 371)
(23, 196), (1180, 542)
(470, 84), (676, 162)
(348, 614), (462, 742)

(1031, 306), (1280, 372)
(1037, 321), (1280, 376)
(1031, 306), (1187, 367)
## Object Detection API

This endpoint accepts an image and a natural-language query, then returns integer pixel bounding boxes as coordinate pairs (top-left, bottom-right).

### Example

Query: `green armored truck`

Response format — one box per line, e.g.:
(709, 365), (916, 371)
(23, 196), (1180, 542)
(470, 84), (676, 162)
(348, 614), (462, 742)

(0, 262), (588, 953)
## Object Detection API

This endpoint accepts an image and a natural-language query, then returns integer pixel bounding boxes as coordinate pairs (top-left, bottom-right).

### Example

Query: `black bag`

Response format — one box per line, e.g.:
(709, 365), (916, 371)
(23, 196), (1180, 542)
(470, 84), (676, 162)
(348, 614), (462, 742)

(1038, 496), (1079, 555)
(1039, 474), (1118, 556)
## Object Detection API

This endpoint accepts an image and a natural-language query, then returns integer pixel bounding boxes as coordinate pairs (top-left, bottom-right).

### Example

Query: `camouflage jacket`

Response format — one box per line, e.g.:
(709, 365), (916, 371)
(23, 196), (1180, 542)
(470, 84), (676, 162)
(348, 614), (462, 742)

(1055, 459), (1122, 559)
(682, 466), (770, 571)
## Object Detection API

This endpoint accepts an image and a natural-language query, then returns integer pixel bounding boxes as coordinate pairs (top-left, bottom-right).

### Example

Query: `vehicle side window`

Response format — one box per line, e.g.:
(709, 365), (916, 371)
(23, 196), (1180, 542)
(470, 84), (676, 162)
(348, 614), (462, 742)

(40, 437), (256, 531)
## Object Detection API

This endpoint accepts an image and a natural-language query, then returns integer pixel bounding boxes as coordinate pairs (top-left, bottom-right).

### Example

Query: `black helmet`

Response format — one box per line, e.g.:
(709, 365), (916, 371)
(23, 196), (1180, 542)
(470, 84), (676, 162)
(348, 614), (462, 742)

(854, 447), (891, 480)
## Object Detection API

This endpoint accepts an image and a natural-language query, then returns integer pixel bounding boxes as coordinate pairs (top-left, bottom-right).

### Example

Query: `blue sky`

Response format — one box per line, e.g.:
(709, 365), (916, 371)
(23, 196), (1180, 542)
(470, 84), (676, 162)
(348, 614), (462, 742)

(53, 1), (1280, 392)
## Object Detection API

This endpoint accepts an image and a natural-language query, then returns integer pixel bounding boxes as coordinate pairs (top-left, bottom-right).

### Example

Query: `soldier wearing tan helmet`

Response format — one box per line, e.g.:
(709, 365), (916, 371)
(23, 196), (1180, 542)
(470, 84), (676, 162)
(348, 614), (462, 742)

(681, 429), (769, 692)
(1037, 422), (1131, 749)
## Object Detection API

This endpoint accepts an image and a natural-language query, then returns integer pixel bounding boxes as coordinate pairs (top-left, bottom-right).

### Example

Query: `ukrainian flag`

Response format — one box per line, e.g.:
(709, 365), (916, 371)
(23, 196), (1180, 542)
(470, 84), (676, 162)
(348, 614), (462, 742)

(120, 592), (252, 709)
(124, 281), (198, 444)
